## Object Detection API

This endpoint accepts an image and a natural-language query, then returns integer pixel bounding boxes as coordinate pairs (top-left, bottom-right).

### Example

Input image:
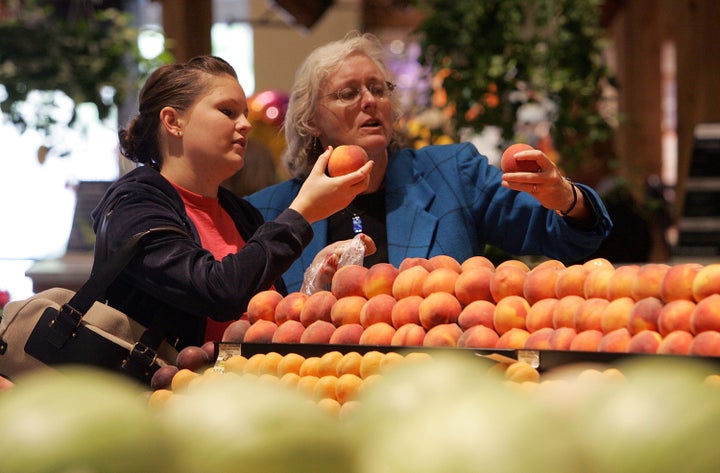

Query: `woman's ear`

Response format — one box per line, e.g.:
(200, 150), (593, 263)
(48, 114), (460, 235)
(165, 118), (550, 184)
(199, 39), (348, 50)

(159, 106), (183, 138)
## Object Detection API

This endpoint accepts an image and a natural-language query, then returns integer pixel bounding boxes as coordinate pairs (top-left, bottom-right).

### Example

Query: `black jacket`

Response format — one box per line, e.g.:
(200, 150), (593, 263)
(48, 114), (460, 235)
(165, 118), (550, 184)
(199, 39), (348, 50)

(90, 166), (312, 348)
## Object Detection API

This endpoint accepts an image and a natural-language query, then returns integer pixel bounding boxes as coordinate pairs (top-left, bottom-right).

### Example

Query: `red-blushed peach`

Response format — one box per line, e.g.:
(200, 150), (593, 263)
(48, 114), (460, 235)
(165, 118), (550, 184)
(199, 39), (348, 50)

(692, 263), (720, 302)
(243, 319), (278, 343)
(428, 254), (462, 273)
(496, 259), (531, 272)
(689, 330), (720, 356)
(552, 294), (585, 329)
(630, 263), (671, 301)
(246, 289), (284, 324)
(271, 319), (306, 343)
(523, 266), (561, 305)
(221, 319), (251, 342)
(569, 329), (603, 351)
(418, 291), (463, 329)
(328, 323), (365, 345)
(421, 267), (460, 297)
(598, 327), (632, 353)
(359, 293), (397, 328)
(583, 257), (614, 272)
(330, 264), (369, 299)
(660, 262), (702, 302)
(657, 330), (693, 355)
(583, 266), (615, 299)
(523, 326), (555, 350)
(457, 324), (500, 349)
(626, 329), (662, 354)
(362, 262), (399, 299)
(422, 323), (463, 347)
(489, 264), (527, 302)
(657, 299), (695, 336)
(359, 322), (396, 345)
(398, 257), (434, 272)
(554, 264), (588, 298)
(457, 299), (496, 330)
(574, 297), (609, 332)
(390, 323), (427, 346)
(299, 290), (337, 327)
(460, 255), (495, 271)
(525, 298), (558, 332)
(600, 296), (634, 334)
(392, 264), (430, 300)
(330, 295), (367, 326)
(274, 291), (308, 324)
(492, 294), (530, 334)
(690, 293), (720, 334)
(300, 319), (336, 344)
(606, 264), (640, 300)
(500, 143), (537, 172)
(495, 327), (531, 349)
(627, 296), (663, 335)
(549, 326), (577, 350)
(390, 294), (423, 328)
(454, 267), (494, 305)
(532, 258), (566, 271)
(327, 144), (368, 176)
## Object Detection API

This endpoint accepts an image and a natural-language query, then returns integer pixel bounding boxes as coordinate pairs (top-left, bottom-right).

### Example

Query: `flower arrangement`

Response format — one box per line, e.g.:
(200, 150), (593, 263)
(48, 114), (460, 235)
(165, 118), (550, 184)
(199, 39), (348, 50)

(0, 289), (9, 318)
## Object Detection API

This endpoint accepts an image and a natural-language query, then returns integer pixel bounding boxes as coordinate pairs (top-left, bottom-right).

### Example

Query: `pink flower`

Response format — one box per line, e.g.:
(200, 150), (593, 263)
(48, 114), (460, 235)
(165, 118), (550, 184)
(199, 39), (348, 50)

(0, 290), (9, 309)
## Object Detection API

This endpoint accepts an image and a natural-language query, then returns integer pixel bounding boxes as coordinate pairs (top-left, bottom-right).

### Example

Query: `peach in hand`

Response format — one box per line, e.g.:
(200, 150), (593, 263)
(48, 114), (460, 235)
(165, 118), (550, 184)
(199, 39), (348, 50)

(327, 144), (368, 176)
(500, 143), (538, 172)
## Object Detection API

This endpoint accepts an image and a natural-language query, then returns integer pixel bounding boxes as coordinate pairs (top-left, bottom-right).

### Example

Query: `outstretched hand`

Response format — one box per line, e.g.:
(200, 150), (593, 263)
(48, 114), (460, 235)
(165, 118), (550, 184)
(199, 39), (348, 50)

(300, 234), (376, 294)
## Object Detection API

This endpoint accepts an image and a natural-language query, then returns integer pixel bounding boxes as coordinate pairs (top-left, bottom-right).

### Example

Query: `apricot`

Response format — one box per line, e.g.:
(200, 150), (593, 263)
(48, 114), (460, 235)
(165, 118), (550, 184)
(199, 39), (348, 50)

(276, 352), (306, 376)
(359, 350), (385, 378)
(500, 143), (537, 172)
(327, 144), (368, 176)
(336, 351), (363, 376)
(335, 373), (363, 404)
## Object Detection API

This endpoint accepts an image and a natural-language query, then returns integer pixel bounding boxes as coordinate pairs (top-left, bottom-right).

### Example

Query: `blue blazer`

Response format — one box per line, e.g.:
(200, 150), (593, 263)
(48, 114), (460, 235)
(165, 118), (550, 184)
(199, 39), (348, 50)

(246, 142), (613, 292)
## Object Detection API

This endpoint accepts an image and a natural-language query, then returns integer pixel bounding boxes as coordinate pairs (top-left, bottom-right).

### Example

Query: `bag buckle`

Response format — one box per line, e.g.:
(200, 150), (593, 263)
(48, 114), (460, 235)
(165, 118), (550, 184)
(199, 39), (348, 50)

(46, 305), (83, 348)
(124, 342), (158, 369)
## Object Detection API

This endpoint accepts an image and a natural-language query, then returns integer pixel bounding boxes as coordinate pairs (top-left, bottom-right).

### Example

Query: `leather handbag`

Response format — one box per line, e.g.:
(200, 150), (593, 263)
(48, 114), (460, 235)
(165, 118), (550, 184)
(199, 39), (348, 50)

(0, 225), (185, 384)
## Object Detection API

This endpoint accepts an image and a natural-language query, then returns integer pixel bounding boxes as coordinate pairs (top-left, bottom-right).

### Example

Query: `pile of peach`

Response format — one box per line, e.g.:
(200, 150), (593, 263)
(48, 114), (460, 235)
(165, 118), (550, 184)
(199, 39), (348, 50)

(224, 255), (720, 357)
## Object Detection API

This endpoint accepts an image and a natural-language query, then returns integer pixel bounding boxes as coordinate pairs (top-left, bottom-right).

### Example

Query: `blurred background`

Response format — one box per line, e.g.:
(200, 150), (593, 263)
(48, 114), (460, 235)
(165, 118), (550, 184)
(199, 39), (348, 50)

(1, 0), (719, 302)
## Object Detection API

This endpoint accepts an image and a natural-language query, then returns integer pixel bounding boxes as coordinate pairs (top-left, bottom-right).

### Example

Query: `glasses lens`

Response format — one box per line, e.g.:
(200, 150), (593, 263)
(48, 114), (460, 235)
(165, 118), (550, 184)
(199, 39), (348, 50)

(337, 88), (360, 103)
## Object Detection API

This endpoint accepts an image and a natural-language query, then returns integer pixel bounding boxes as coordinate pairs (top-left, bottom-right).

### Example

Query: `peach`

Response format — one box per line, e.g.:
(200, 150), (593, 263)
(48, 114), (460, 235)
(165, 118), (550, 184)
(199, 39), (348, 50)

(692, 263), (720, 302)
(549, 326), (577, 350)
(271, 319), (306, 343)
(490, 264), (527, 302)
(583, 266), (615, 299)
(300, 319), (336, 344)
(525, 298), (558, 332)
(626, 329), (662, 354)
(422, 323), (463, 347)
(330, 264), (369, 299)
(569, 329), (603, 351)
(390, 323), (426, 346)
(362, 262), (399, 299)
(299, 290), (337, 327)
(554, 264), (588, 298)
(598, 327), (632, 353)
(422, 267), (460, 296)
(660, 263), (702, 302)
(246, 289), (284, 324)
(359, 322), (396, 345)
(457, 299), (496, 330)
(630, 263), (670, 301)
(500, 143), (537, 172)
(657, 299), (695, 336)
(327, 144), (368, 176)
(330, 295), (367, 326)
(274, 291), (308, 324)
(457, 324), (500, 349)
(495, 327), (531, 349)
(552, 294), (585, 329)
(360, 293), (397, 328)
(532, 259), (566, 271)
(328, 323), (365, 345)
(524, 326), (555, 350)
(243, 319), (278, 343)
(418, 291), (462, 329)
(574, 297), (609, 332)
(460, 255), (495, 271)
(496, 259), (530, 272)
(657, 330), (693, 355)
(627, 296), (663, 335)
(606, 264), (639, 300)
(390, 294), (423, 328)
(492, 294), (530, 334)
(221, 319), (251, 342)
(600, 296), (634, 334)
(690, 293), (720, 334)
(454, 267), (494, 305)
(689, 330), (720, 356)
(398, 257), (435, 272)
(582, 257), (614, 272)
(428, 254), (462, 273)
(392, 264), (430, 299)
(523, 266), (561, 305)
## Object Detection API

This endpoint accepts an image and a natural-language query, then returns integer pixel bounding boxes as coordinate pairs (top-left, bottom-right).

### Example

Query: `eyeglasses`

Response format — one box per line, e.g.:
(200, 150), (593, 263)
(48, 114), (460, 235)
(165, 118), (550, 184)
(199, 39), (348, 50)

(322, 81), (396, 104)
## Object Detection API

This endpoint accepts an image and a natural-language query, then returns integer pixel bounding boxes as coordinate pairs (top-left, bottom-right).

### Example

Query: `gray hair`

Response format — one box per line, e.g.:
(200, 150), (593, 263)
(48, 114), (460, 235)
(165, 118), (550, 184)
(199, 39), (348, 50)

(282, 31), (403, 178)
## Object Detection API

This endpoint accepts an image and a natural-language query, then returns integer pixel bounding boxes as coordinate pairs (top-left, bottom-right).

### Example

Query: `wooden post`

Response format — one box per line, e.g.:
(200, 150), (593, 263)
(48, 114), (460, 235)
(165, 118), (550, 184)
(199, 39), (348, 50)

(159, 0), (213, 62)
